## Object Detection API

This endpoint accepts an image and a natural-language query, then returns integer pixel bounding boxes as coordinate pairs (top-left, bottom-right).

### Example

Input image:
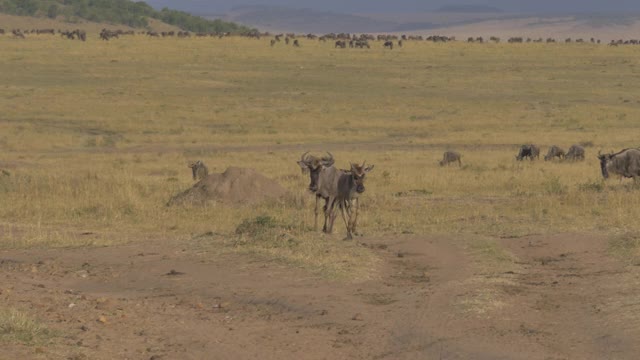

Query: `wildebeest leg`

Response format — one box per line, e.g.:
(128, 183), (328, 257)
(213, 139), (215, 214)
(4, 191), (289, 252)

(339, 200), (352, 240)
(349, 198), (359, 235)
(325, 196), (337, 233)
(314, 195), (320, 231)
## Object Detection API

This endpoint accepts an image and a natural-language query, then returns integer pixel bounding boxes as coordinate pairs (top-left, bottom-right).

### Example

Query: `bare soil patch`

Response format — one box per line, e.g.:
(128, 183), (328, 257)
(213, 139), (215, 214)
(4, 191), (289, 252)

(1, 233), (639, 359)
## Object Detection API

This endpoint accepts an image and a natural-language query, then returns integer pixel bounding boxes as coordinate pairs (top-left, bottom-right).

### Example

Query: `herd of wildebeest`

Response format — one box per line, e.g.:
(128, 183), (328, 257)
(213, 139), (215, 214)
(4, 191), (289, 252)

(5, 26), (640, 239)
(3, 27), (640, 47)
(185, 145), (640, 239)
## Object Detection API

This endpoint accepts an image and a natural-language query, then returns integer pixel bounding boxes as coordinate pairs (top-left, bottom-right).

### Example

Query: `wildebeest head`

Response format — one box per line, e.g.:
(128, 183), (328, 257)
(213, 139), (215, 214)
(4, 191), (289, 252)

(598, 151), (611, 179)
(349, 161), (375, 194)
(297, 152), (334, 192)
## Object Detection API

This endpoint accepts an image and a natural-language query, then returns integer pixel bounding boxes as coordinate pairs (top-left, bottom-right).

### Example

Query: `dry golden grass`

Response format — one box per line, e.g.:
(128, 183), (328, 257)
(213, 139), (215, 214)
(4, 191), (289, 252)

(1, 33), (640, 277)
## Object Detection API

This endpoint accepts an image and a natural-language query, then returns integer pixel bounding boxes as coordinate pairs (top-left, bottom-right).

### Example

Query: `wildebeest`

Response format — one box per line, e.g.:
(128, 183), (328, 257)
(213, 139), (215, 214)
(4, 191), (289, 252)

(293, 39), (300, 47)
(297, 152), (338, 232)
(327, 162), (374, 240)
(544, 145), (565, 161)
(516, 144), (540, 161)
(565, 144), (585, 161)
(383, 41), (393, 49)
(439, 151), (462, 167)
(598, 148), (640, 181)
(335, 40), (346, 48)
(189, 160), (209, 181)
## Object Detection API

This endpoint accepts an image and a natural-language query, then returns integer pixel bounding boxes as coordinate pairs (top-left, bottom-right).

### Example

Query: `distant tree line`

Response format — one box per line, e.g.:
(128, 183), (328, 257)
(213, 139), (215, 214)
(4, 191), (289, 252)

(0, 0), (251, 33)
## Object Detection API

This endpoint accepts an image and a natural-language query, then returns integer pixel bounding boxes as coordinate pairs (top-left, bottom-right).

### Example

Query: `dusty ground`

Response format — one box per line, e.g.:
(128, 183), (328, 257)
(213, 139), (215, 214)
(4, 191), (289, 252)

(2, 232), (639, 360)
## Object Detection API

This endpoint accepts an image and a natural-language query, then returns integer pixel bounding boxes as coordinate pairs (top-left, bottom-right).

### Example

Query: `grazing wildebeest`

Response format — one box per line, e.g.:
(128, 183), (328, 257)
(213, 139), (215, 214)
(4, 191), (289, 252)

(335, 40), (346, 48)
(516, 144), (540, 161)
(439, 151), (462, 167)
(383, 41), (393, 49)
(297, 152), (339, 232)
(270, 39), (276, 46)
(544, 145), (565, 161)
(189, 160), (209, 181)
(565, 144), (585, 161)
(327, 162), (375, 240)
(293, 39), (300, 47)
(598, 148), (640, 181)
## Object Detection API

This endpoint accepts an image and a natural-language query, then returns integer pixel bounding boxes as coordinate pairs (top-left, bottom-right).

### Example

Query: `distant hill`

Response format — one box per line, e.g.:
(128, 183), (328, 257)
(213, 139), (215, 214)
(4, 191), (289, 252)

(435, 5), (504, 13)
(0, 0), (250, 33)
(222, 5), (396, 33)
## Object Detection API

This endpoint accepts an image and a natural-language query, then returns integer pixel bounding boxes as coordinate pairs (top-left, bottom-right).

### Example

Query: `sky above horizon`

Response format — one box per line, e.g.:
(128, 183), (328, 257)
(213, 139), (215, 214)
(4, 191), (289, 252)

(144, 0), (640, 14)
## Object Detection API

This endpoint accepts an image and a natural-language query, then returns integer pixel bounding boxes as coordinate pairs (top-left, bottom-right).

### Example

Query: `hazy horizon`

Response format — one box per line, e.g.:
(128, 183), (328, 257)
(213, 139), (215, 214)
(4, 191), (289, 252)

(144, 0), (640, 15)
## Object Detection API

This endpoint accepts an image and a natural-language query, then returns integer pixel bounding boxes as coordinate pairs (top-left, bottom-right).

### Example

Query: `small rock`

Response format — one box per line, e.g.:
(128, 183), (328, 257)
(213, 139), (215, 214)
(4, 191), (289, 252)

(68, 303), (76, 309)
(97, 316), (108, 324)
(80, 325), (89, 332)
(165, 269), (184, 276)
(351, 313), (364, 321)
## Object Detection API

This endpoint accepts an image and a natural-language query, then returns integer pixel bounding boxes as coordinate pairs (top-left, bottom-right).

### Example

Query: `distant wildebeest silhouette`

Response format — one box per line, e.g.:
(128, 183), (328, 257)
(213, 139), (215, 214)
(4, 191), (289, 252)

(439, 151), (462, 167)
(544, 145), (565, 161)
(189, 160), (209, 181)
(565, 144), (585, 161)
(516, 144), (540, 161)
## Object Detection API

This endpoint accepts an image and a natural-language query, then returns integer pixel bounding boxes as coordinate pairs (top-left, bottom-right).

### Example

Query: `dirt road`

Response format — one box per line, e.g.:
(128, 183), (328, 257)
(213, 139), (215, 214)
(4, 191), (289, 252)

(2, 233), (639, 359)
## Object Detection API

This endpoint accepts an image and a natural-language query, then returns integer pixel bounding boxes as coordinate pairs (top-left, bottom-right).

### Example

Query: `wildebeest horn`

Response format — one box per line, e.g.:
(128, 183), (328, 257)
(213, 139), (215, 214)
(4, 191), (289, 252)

(322, 152), (335, 166)
(300, 151), (311, 163)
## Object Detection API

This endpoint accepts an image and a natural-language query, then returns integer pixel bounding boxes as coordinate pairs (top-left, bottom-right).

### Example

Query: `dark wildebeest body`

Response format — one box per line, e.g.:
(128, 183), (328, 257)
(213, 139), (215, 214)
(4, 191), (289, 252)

(383, 41), (393, 49)
(189, 160), (209, 181)
(565, 144), (585, 161)
(544, 145), (565, 161)
(439, 151), (462, 167)
(598, 148), (640, 181)
(297, 152), (339, 232)
(516, 144), (540, 161)
(327, 162), (374, 240)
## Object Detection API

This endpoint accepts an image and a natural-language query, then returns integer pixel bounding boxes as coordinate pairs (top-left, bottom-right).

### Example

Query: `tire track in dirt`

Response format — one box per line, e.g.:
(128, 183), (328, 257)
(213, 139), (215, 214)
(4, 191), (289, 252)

(497, 233), (640, 359)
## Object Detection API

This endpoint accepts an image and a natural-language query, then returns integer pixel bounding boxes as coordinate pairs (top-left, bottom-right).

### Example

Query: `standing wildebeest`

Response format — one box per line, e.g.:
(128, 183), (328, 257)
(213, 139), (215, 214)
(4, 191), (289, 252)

(544, 145), (565, 161)
(565, 144), (585, 161)
(383, 41), (393, 49)
(516, 144), (540, 161)
(439, 151), (462, 167)
(327, 162), (374, 240)
(297, 152), (339, 232)
(335, 40), (346, 48)
(189, 160), (209, 181)
(598, 148), (640, 181)
(293, 39), (300, 47)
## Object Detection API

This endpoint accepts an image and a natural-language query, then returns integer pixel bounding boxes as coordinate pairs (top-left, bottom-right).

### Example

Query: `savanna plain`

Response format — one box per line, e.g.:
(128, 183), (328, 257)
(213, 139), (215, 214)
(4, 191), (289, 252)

(1, 33), (640, 359)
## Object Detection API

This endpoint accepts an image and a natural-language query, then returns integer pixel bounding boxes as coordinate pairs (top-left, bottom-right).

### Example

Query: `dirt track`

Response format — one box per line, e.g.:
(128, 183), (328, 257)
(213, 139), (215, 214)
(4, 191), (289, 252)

(2, 233), (639, 359)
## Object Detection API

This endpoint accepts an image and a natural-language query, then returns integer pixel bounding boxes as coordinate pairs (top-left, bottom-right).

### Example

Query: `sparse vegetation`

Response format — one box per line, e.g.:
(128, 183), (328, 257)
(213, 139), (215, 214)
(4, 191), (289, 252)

(0, 308), (55, 345)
